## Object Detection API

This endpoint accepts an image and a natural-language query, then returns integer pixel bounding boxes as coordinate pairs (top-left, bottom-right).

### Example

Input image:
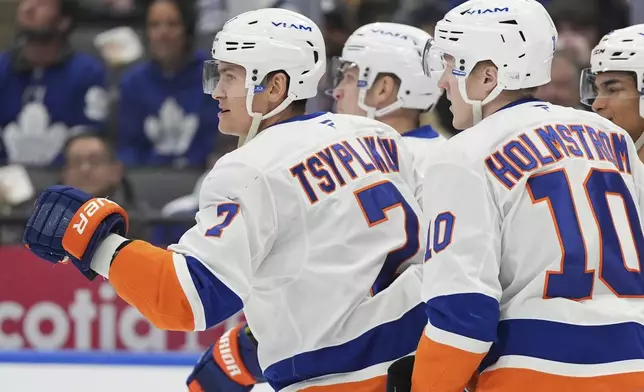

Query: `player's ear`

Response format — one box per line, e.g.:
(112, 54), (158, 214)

(370, 74), (399, 108)
(481, 64), (499, 93)
(267, 72), (289, 104)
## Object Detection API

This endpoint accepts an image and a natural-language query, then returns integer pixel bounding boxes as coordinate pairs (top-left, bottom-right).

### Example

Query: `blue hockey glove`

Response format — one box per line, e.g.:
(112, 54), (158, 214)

(187, 324), (265, 392)
(23, 185), (128, 280)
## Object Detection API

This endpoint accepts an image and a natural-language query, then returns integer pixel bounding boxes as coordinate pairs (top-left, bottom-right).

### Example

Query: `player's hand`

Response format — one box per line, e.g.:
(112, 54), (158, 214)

(23, 185), (128, 280)
(187, 323), (265, 392)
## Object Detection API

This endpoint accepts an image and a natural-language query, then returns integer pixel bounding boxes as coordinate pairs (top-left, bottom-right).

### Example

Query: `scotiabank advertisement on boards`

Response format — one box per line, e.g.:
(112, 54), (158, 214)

(0, 246), (242, 352)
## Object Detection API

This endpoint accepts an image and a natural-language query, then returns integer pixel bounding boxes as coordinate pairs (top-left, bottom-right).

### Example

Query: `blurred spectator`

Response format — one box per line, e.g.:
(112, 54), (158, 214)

(72, 0), (158, 28)
(195, 0), (226, 50)
(148, 172), (202, 247)
(356, 0), (399, 26)
(117, 0), (221, 167)
(83, 0), (139, 16)
(446, 0), (553, 7)
(149, 150), (220, 247)
(403, 1), (448, 35)
(0, 0), (109, 166)
(547, 0), (597, 65)
(536, 49), (584, 109)
(62, 132), (150, 238)
(548, 0), (630, 65)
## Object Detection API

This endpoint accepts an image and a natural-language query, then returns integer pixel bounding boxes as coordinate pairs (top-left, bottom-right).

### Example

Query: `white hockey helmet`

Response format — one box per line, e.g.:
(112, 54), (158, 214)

(203, 8), (326, 145)
(581, 25), (644, 132)
(330, 22), (442, 118)
(423, 0), (557, 125)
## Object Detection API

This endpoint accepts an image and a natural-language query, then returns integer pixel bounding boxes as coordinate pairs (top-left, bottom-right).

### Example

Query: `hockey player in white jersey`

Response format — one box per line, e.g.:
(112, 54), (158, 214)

(21, 8), (429, 392)
(400, 0), (644, 391)
(330, 22), (446, 173)
(185, 21), (447, 392)
(581, 24), (644, 162)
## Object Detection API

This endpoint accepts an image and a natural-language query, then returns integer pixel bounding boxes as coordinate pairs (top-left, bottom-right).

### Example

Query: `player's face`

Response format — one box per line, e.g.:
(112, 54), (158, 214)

(333, 66), (367, 116)
(17, 0), (61, 30)
(62, 137), (123, 197)
(438, 54), (474, 130)
(211, 62), (253, 137)
(147, 0), (186, 65)
(591, 71), (644, 142)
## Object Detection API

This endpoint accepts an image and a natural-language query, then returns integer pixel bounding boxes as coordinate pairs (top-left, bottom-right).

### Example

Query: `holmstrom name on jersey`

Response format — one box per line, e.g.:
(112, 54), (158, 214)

(486, 123), (632, 189)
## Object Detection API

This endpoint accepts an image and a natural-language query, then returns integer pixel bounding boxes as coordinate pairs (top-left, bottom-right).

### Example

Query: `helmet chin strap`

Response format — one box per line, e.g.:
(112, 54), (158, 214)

(237, 87), (295, 148)
(637, 97), (644, 151)
(457, 77), (504, 126)
(635, 132), (644, 151)
(357, 88), (404, 119)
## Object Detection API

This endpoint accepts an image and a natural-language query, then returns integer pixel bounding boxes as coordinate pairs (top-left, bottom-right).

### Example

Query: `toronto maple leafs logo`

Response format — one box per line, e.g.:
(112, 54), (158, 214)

(144, 98), (198, 156)
(2, 103), (68, 165)
(84, 86), (109, 121)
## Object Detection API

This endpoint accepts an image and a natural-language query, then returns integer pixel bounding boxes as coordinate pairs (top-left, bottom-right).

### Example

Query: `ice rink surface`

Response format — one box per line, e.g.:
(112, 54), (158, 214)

(0, 351), (274, 392)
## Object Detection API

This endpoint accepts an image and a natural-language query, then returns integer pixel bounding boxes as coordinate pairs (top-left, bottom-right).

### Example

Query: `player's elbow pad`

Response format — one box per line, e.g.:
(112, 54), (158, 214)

(187, 324), (265, 392)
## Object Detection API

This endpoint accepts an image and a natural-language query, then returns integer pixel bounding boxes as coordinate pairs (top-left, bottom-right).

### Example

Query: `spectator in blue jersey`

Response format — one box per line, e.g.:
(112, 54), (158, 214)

(0, 0), (109, 166)
(117, 0), (222, 168)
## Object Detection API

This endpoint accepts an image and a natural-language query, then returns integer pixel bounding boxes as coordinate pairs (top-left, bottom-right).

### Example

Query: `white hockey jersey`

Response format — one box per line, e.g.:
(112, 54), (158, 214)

(413, 99), (644, 392)
(90, 112), (428, 392)
(401, 125), (446, 176)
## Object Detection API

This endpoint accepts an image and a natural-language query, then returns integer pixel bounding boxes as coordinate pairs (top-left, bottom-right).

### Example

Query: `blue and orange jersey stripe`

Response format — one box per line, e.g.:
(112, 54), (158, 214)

(108, 240), (243, 331)
(264, 303), (426, 391)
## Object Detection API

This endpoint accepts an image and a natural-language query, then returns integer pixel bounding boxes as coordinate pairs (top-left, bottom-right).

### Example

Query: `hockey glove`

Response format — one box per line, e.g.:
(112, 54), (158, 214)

(23, 185), (128, 280)
(187, 324), (265, 392)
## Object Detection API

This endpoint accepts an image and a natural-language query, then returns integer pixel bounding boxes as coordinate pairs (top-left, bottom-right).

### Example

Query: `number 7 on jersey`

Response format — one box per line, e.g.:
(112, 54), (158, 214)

(354, 180), (421, 295)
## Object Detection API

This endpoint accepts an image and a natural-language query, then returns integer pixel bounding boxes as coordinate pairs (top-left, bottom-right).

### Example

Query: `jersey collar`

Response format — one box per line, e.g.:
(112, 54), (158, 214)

(266, 111), (328, 129)
(403, 125), (440, 139)
(276, 111), (328, 126)
(497, 98), (544, 113)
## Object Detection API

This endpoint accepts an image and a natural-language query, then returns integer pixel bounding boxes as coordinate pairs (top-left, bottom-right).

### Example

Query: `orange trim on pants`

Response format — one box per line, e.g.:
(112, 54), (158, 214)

(412, 333), (484, 392)
(300, 375), (386, 392)
(477, 367), (644, 392)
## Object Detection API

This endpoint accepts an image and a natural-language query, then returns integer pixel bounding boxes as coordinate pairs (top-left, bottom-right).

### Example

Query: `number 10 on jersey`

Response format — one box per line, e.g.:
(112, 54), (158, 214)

(527, 168), (644, 299)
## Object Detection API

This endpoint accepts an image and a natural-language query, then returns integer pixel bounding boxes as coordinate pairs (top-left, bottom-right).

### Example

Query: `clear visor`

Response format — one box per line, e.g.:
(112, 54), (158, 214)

(203, 59), (265, 98)
(580, 68), (599, 107)
(325, 57), (366, 97)
(580, 68), (643, 107)
(422, 39), (447, 79)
